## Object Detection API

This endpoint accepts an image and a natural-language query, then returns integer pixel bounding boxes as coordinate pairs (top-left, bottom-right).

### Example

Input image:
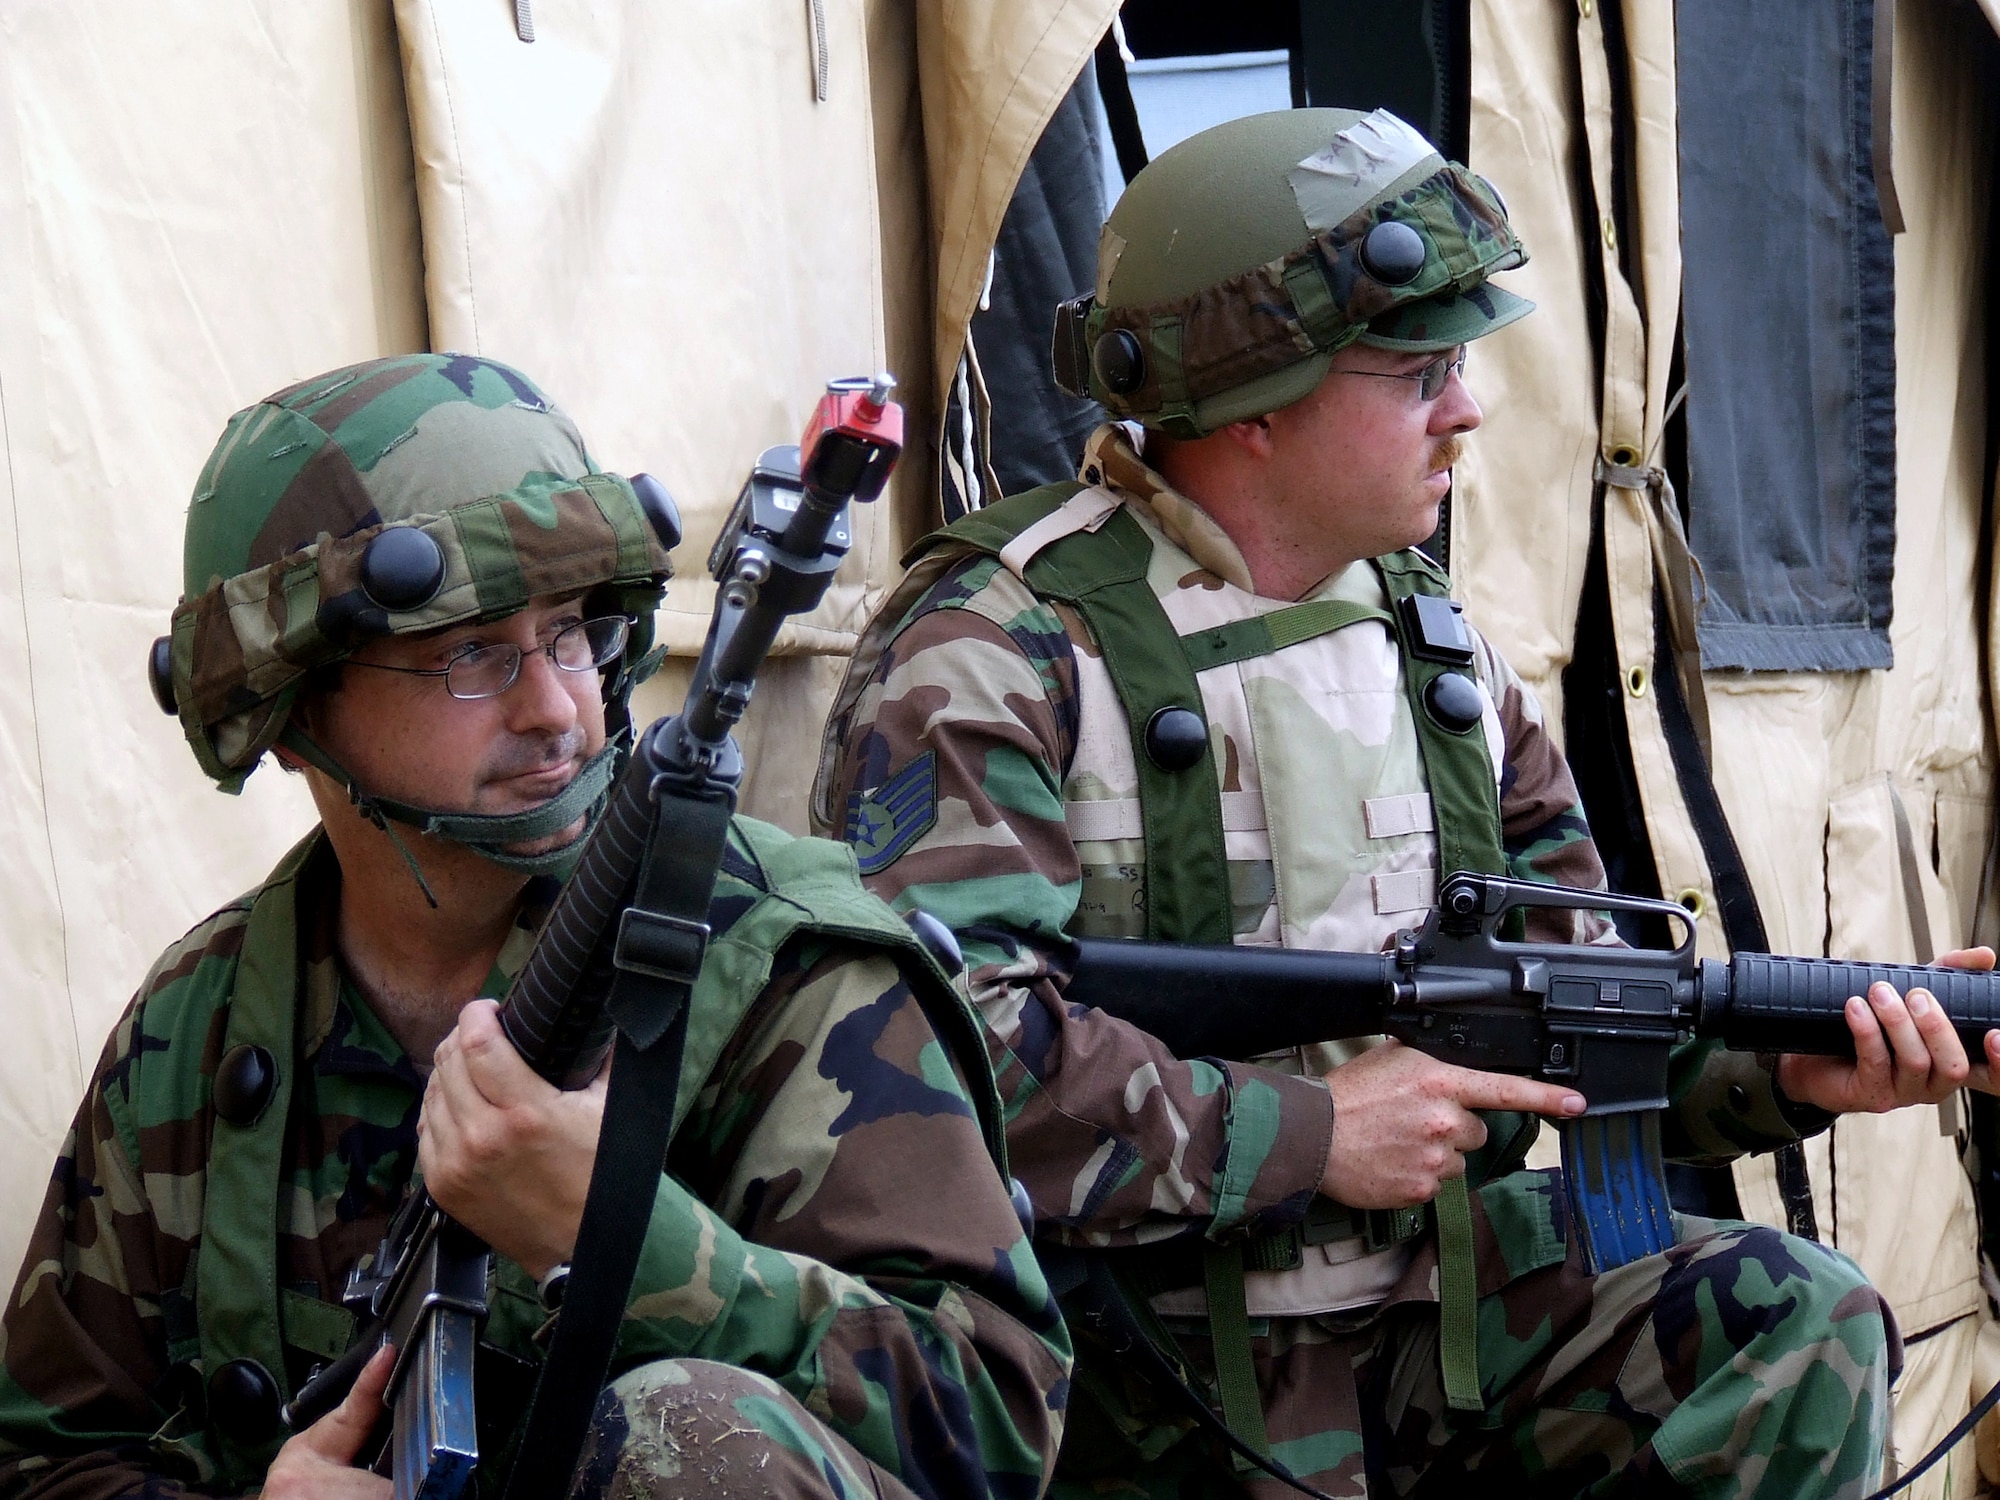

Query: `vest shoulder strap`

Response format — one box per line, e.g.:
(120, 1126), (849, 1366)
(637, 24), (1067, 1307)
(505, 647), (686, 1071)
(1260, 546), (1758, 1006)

(195, 832), (321, 1484)
(692, 818), (1008, 1171)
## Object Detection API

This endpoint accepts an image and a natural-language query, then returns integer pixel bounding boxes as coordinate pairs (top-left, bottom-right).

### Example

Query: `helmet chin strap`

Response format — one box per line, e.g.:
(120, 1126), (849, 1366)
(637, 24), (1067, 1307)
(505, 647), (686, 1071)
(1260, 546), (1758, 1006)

(278, 727), (621, 907)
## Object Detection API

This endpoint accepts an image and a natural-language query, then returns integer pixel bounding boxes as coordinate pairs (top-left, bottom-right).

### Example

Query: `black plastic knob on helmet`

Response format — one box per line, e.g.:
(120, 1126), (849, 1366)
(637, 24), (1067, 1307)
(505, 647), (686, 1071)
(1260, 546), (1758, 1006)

(359, 526), (447, 612)
(148, 637), (177, 715)
(1358, 220), (1428, 286)
(630, 472), (683, 551)
(1092, 329), (1148, 396)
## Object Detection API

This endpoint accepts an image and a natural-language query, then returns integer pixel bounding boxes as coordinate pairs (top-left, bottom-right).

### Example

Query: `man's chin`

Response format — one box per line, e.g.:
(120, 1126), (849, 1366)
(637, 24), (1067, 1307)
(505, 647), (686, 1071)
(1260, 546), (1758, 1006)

(499, 815), (590, 859)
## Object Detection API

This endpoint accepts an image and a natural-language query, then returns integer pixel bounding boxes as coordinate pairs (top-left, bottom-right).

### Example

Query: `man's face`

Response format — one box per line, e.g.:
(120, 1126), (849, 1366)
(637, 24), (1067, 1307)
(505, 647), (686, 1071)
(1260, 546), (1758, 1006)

(305, 593), (609, 854)
(1259, 341), (1481, 564)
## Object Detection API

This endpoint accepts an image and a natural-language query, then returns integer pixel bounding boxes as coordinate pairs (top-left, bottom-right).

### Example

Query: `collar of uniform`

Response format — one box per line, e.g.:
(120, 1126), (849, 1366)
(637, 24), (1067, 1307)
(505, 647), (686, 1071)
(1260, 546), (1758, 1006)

(1084, 423), (1395, 606)
(297, 836), (559, 1073)
(1085, 423), (1258, 593)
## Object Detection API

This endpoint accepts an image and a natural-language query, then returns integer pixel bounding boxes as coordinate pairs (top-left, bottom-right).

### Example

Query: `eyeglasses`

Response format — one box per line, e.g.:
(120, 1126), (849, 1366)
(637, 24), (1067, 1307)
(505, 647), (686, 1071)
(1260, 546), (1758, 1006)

(347, 616), (630, 701)
(1340, 350), (1467, 402)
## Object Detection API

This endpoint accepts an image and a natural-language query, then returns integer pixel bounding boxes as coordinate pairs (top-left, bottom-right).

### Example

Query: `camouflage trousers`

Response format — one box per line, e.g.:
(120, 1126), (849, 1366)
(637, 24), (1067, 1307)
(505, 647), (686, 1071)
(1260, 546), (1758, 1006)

(569, 1359), (925, 1500)
(1057, 1169), (1897, 1500)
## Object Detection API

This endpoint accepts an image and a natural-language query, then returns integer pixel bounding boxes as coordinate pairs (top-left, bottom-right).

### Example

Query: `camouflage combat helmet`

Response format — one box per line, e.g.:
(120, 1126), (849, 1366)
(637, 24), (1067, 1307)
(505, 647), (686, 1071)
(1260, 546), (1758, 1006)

(1052, 107), (1533, 438)
(149, 352), (680, 880)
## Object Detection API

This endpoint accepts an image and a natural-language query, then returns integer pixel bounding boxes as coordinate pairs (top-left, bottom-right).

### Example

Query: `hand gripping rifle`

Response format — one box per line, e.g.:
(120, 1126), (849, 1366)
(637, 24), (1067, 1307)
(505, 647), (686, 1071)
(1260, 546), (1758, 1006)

(282, 377), (904, 1500)
(1063, 870), (2000, 1275)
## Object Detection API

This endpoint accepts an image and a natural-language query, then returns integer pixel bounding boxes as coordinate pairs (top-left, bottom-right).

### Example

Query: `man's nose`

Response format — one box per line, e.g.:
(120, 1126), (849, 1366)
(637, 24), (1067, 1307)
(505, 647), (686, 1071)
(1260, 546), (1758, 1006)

(1432, 370), (1482, 435)
(501, 643), (583, 735)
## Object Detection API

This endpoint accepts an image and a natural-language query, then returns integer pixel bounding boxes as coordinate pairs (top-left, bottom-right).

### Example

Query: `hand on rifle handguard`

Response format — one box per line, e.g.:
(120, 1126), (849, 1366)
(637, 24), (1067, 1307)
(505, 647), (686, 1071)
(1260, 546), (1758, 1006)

(1775, 944), (2000, 1114)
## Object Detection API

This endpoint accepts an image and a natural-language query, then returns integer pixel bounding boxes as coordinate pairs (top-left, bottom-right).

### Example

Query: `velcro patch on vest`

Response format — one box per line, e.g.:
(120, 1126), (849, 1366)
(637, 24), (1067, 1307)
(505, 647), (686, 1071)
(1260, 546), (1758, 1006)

(845, 751), (939, 875)
(1373, 868), (1436, 914)
(1363, 794), (1435, 839)
(1065, 789), (1268, 843)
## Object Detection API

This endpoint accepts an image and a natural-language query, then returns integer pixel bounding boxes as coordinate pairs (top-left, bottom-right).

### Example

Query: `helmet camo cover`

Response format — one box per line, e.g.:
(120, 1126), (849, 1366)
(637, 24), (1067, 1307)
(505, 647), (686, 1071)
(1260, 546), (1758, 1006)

(167, 353), (674, 789)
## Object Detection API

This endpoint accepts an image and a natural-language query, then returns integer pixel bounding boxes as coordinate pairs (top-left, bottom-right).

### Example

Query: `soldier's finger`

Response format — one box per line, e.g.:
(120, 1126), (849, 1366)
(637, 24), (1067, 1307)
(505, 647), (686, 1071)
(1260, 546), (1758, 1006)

(1839, 993), (1893, 1106)
(1442, 1067), (1586, 1119)
(1940, 946), (1997, 972)
(1906, 987), (1969, 1091)
(301, 1343), (394, 1461)
(1864, 982), (1935, 1083)
(452, 1000), (546, 1109)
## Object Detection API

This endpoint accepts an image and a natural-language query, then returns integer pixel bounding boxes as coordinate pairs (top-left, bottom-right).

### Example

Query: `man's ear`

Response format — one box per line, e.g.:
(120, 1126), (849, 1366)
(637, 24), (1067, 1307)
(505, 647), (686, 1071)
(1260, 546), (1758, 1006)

(1215, 414), (1275, 461)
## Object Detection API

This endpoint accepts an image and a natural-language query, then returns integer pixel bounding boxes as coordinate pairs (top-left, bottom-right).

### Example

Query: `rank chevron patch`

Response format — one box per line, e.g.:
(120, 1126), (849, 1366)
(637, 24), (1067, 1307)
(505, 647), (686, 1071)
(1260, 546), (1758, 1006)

(844, 751), (939, 875)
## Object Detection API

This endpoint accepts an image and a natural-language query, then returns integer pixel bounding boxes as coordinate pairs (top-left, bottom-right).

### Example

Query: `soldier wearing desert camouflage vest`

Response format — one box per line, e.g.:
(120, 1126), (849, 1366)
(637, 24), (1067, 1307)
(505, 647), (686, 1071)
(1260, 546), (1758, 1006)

(0, 354), (1069, 1500)
(816, 110), (2000, 1498)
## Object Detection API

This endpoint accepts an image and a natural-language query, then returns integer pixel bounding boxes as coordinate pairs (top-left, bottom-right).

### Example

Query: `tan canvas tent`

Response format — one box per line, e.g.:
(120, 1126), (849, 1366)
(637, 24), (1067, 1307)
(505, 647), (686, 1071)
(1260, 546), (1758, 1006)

(0, 0), (1996, 1490)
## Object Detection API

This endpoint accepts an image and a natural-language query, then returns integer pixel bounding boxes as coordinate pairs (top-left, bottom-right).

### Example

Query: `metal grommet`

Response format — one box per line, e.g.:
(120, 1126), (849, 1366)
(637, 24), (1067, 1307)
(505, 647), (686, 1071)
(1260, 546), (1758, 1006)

(212, 1043), (277, 1126)
(1092, 329), (1147, 395)
(1143, 706), (1209, 771)
(630, 472), (683, 551)
(1726, 1083), (1751, 1113)
(1358, 220), (1427, 286)
(1608, 445), (1640, 467)
(1676, 887), (1706, 919)
(1423, 672), (1485, 733)
(1624, 665), (1649, 698)
(147, 636), (178, 716)
(359, 526), (446, 613)
(207, 1357), (284, 1446)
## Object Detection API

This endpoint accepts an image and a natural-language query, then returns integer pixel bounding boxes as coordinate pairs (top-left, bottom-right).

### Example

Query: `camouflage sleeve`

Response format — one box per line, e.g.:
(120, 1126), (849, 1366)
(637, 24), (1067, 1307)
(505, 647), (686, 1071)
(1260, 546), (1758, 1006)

(832, 559), (1333, 1248)
(482, 943), (1068, 1498)
(1472, 628), (1617, 947)
(0, 969), (220, 1498)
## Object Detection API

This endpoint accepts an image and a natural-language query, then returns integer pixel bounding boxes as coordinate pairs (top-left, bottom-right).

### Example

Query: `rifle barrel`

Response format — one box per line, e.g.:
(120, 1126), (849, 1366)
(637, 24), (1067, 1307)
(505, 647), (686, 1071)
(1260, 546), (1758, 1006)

(1067, 938), (1394, 1058)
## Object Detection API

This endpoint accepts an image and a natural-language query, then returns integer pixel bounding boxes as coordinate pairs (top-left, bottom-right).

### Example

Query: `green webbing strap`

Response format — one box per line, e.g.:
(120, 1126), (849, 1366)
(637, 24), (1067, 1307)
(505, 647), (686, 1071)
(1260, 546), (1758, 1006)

(197, 836), (316, 1486)
(1179, 600), (1388, 673)
(1018, 506), (1232, 944)
(1433, 1176), (1484, 1411)
(1374, 552), (1505, 1416)
(1202, 1241), (1272, 1470)
(1372, 553), (1505, 879)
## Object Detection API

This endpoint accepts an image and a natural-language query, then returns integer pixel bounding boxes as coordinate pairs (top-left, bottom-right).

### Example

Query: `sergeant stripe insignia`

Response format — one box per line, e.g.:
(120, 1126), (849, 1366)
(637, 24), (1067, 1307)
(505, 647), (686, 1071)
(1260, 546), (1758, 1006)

(845, 751), (939, 875)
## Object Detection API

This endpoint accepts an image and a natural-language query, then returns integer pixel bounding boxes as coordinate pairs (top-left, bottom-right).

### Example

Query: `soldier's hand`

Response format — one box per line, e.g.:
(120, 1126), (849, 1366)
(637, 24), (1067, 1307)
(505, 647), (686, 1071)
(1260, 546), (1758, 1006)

(1776, 946), (2000, 1113)
(1319, 1041), (1585, 1209)
(419, 998), (606, 1279)
(262, 1343), (394, 1497)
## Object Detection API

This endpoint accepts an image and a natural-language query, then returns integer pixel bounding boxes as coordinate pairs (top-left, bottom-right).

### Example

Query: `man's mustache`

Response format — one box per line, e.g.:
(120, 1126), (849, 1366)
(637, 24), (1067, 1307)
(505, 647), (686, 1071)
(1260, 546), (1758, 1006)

(483, 729), (588, 784)
(1432, 436), (1466, 472)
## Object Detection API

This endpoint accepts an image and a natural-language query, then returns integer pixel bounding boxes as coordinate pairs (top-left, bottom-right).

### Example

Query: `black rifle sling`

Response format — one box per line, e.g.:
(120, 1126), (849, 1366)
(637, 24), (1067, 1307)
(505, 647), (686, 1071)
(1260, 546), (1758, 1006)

(501, 781), (736, 1500)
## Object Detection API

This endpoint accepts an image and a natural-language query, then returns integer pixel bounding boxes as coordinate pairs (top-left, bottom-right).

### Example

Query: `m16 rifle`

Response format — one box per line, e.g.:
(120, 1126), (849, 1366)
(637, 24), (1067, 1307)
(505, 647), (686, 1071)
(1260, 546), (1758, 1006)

(1064, 871), (2000, 1274)
(282, 376), (905, 1500)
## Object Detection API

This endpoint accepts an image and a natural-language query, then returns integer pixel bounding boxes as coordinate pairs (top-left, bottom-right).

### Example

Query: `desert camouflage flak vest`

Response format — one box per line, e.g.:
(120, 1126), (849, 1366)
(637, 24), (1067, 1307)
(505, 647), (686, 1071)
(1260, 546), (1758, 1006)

(882, 467), (1517, 1425)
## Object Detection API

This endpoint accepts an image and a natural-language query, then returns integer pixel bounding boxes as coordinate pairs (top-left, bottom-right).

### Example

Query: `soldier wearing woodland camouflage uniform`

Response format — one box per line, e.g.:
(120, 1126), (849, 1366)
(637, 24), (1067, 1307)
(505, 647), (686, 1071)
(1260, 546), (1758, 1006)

(817, 110), (1996, 1498)
(0, 354), (1069, 1500)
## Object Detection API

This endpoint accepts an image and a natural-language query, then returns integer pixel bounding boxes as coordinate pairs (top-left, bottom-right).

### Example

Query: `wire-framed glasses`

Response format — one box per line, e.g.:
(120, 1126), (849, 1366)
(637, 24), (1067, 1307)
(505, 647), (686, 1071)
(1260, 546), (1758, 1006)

(1341, 350), (1467, 402)
(347, 616), (630, 701)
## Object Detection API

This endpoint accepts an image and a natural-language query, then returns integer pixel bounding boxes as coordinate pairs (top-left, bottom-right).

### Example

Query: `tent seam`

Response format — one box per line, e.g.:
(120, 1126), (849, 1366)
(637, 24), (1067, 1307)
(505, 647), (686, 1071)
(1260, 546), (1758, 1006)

(423, 0), (480, 351)
(0, 369), (78, 1078)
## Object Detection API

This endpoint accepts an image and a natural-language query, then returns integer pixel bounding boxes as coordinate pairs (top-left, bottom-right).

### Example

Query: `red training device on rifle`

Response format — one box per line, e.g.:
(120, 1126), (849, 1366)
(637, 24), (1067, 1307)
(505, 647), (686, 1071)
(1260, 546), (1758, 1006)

(799, 374), (903, 507)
